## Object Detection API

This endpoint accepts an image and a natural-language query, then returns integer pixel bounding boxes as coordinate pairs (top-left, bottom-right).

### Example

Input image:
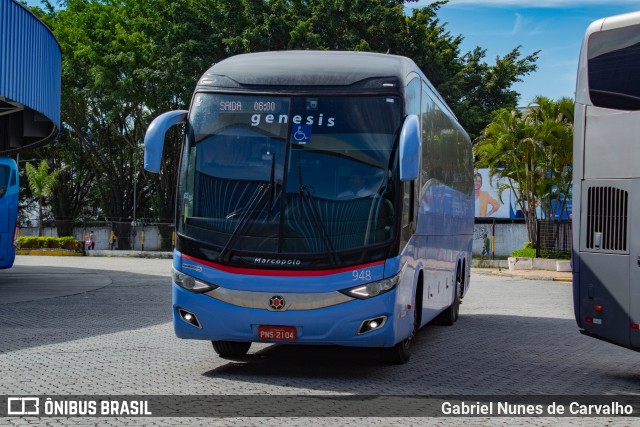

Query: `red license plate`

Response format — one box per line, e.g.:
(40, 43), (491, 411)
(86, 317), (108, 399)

(258, 325), (297, 341)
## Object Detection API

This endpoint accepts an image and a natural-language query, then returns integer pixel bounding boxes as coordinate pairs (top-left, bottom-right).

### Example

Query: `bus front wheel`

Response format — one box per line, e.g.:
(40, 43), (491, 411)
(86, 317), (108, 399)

(382, 335), (412, 365)
(382, 301), (418, 365)
(212, 340), (251, 358)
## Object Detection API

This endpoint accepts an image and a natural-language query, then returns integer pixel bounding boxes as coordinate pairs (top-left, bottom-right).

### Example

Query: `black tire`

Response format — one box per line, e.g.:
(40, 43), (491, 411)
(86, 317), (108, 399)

(382, 335), (412, 365)
(437, 271), (461, 326)
(382, 298), (418, 365)
(212, 340), (251, 358)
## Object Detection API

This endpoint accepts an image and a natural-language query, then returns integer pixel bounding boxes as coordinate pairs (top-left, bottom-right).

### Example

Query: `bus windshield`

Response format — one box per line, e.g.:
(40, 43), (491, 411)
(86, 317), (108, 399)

(0, 165), (10, 198)
(178, 93), (401, 262)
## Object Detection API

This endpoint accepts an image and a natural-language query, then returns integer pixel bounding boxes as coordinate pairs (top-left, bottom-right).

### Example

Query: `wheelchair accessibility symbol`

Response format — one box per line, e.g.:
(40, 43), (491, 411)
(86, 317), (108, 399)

(291, 125), (311, 144)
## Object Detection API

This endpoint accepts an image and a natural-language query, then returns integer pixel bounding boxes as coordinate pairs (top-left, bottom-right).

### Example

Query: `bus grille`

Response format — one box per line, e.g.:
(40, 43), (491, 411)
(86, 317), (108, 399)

(586, 186), (628, 251)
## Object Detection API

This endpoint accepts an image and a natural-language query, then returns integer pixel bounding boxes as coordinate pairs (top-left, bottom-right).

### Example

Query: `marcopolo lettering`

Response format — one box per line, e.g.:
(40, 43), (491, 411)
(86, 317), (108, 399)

(254, 257), (302, 266)
(250, 113), (335, 127)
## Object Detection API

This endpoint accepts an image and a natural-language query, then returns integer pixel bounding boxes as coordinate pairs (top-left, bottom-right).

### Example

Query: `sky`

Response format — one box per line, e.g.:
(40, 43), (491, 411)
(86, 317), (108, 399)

(410, 0), (640, 105)
(24, 0), (640, 106)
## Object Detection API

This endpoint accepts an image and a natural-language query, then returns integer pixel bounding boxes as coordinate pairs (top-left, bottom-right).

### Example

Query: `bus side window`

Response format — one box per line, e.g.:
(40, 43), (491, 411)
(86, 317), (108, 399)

(10, 170), (16, 186)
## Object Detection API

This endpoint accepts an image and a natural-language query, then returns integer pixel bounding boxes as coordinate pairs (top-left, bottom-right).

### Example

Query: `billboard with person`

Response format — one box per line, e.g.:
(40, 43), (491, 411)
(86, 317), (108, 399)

(473, 169), (511, 218)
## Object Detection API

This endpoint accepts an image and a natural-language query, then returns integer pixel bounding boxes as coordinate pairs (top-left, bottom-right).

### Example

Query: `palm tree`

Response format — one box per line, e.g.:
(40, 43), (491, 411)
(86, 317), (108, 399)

(475, 97), (574, 250)
(475, 108), (543, 245)
(25, 160), (62, 236)
(529, 96), (574, 221)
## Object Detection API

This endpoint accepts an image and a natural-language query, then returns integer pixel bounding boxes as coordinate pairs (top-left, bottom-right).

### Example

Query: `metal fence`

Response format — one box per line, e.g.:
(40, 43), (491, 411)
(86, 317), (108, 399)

(536, 220), (571, 259)
(473, 218), (528, 258)
(19, 220), (175, 252)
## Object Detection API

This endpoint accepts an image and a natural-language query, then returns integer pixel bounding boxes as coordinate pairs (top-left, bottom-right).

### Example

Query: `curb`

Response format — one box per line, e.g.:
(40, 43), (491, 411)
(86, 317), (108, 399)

(472, 268), (572, 282)
(17, 249), (83, 256)
(17, 249), (172, 259)
(84, 250), (173, 259)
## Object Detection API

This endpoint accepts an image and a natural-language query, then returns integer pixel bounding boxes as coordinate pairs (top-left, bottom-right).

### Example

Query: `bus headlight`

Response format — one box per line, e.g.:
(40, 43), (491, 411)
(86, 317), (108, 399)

(340, 274), (400, 299)
(172, 267), (218, 293)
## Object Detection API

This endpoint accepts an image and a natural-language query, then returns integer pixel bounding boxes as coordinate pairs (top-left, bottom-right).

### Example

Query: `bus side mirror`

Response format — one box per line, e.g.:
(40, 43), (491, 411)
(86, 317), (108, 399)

(144, 110), (188, 173)
(399, 114), (420, 181)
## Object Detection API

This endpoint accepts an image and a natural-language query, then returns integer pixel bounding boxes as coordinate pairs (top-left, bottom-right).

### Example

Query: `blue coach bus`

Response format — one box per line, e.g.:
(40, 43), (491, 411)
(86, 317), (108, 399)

(0, 157), (19, 269)
(145, 51), (474, 364)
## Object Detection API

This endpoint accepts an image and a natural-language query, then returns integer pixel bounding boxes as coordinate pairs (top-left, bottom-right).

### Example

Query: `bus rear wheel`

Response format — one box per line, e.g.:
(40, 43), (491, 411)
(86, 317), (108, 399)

(212, 340), (251, 358)
(436, 271), (462, 326)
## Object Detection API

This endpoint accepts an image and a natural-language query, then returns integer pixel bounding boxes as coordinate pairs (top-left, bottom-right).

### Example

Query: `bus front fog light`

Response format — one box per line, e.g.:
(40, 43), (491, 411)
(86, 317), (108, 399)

(358, 316), (387, 335)
(178, 308), (201, 328)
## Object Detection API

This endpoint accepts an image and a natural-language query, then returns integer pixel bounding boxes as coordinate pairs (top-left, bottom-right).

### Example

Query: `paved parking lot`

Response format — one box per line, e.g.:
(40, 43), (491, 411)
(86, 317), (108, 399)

(1, 256), (639, 426)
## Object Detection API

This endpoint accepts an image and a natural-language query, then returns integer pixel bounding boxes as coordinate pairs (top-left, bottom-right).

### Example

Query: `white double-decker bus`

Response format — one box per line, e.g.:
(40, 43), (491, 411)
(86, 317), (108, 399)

(573, 11), (640, 350)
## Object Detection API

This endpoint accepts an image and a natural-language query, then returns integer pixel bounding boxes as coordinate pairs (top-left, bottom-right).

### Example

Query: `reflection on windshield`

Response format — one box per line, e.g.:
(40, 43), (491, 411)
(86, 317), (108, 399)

(178, 93), (400, 261)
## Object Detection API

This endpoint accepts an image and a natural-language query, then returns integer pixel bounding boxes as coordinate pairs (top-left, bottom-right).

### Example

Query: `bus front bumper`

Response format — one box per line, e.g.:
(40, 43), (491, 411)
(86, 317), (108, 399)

(172, 283), (409, 348)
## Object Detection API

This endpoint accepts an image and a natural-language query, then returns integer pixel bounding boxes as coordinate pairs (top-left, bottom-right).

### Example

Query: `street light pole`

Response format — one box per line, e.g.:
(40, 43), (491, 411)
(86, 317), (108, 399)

(133, 176), (137, 226)
(132, 144), (138, 250)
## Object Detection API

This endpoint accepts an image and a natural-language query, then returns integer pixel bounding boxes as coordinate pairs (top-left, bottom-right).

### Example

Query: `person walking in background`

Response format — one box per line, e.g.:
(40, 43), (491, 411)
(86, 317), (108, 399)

(474, 173), (500, 217)
(88, 231), (95, 250)
(109, 230), (118, 250)
(482, 233), (491, 258)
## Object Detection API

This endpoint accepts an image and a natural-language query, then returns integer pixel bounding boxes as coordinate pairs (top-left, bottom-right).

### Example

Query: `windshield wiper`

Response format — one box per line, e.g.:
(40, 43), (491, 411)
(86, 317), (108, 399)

(218, 154), (278, 263)
(217, 182), (270, 263)
(297, 160), (340, 265)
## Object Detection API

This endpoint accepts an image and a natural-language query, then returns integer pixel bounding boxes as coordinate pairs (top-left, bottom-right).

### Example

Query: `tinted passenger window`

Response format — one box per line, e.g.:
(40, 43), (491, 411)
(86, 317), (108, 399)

(588, 25), (640, 110)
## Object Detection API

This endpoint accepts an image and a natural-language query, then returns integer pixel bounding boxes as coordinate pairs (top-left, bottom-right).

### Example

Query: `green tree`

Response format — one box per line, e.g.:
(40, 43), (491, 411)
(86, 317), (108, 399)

(443, 46), (539, 139)
(41, 132), (96, 237)
(220, 0), (538, 138)
(396, 3), (539, 138)
(32, 0), (538, 228)
(37, 0), (222, 224)
(475, 97), (574, 249)
(475, 108), (540, 244)
(25, 160), (62, 236)
(528, 96), (574, 222)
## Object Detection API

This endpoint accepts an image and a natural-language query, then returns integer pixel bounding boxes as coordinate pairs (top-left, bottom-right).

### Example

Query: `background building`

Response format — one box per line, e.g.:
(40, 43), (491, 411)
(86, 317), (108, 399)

(0, 0), (61, 154)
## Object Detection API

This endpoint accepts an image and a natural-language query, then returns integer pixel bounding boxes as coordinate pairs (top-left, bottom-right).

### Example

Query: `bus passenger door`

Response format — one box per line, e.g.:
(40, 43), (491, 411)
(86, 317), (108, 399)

(630, 179), (640, 349)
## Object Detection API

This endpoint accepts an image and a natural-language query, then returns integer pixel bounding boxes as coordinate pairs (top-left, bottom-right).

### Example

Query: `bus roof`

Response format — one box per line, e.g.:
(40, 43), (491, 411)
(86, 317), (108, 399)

(586, 10), (640, 34)
(199, 51), (420, 88)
